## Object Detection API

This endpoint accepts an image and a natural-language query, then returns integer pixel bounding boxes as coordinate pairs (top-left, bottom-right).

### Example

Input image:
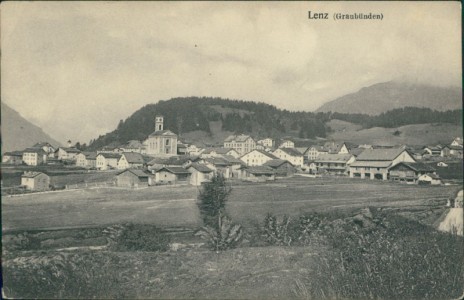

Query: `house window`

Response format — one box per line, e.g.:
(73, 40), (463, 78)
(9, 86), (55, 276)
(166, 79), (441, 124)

(166, 139), (170, 146)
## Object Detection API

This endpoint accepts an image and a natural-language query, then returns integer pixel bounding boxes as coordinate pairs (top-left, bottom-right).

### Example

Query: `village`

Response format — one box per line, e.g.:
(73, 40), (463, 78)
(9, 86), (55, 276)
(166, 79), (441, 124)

(2, 115), (463, 193)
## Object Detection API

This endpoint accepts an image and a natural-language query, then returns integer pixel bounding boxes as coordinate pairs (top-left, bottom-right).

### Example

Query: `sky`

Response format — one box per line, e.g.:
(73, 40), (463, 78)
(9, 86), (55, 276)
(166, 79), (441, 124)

(1, 1), (461, 144)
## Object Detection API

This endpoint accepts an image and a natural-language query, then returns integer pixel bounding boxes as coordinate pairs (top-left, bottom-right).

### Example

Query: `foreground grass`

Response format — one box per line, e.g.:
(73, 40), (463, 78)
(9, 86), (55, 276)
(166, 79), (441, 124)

(3, 208), (463, 299)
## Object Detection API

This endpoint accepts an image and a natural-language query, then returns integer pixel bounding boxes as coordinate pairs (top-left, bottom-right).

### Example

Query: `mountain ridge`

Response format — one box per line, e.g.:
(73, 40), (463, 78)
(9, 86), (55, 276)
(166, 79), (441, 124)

(316, 81), (462, 115)
(1, 102), (62, 153)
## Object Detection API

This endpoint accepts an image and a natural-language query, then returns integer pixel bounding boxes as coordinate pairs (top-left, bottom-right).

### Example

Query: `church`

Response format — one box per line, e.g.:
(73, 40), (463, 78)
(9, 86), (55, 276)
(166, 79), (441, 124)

(144, 116), (178, 156)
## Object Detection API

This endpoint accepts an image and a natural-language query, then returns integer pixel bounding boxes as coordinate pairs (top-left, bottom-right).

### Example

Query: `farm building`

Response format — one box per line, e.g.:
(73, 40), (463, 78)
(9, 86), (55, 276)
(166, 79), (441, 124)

(257, 138), (274, 148)
(451, 137), (463, 147)
(423, 146), (442, 156)
(203, 157), (232, 178)
(22, 148), (48, 166)
(263, 159), (296, 177)
(278, 140), (295, 149)
(117, 152), (145, 170)
(240, 149), (277, 166)
(418, 173), (442, 185)
(240, 166), (275, 182)
(200, 148), (240, 159)
(314, 153), (355, 174)
(177, 143), (188, 155)
(21, 171), (50, 191)
(147, 155), (194, 171)
(349, 147), (415, 180)
(223, 134), (256, 156)
(188, 163), (214, 186)
(449, 145), (463, 158)
(118, 140), (146, 154)
(272, 148), (304, 167)
(54, 147), (81, 160)
(116, 169), (151, 187)
(2, 151), (23, 165)
(388, 162), (436, 183)
(222, 155), (246, 178)
(75, 152), (98, 168)
(32, 142), (56, 157)
(144, 116), (178, 156)
(96, 153), (121, 170)
(440, 146), (451, 157)
(155, 166), (191, 184)
(304, 146), (328, 161)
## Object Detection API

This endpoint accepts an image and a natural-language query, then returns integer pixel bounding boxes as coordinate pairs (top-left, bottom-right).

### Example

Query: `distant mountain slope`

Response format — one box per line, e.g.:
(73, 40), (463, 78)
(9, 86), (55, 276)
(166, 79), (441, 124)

(1, 102), (61, 153)
(316, 82), (462, 115)
(328, 121), (461, 147)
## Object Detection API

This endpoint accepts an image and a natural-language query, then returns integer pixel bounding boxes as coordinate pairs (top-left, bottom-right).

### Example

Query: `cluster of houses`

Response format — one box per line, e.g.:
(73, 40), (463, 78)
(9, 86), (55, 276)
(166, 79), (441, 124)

(4, 115), (463, 191)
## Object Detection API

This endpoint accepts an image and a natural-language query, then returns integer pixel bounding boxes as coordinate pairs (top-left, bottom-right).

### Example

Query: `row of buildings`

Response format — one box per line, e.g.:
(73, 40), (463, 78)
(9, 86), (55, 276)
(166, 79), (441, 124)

(5, 116), (463, 191)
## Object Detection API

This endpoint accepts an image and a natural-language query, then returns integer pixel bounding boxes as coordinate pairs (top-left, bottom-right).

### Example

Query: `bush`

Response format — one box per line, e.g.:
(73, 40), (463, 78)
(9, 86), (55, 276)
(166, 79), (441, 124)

(105, 223), (171, 252)
(295, 210), (464, 300)
(196, 215), (243, 252)
(262, 214), (293, 246)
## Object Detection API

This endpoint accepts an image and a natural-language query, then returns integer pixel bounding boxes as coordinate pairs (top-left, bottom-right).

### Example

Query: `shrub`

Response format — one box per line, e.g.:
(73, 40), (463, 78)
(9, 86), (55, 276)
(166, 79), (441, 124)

(197, 174), (232, 229)
(262, 214), (293, 246)
(106, 223), (170, 252)
(196, 215), (243, 252)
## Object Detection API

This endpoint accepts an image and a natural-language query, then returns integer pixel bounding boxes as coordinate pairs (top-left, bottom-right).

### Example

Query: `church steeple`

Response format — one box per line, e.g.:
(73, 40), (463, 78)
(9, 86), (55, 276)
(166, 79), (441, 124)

(155, 115), (164, 132)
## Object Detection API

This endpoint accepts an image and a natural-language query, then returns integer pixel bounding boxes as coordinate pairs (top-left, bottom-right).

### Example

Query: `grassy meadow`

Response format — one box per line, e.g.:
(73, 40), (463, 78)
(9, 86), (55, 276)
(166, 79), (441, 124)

(2, 176), (463, 299)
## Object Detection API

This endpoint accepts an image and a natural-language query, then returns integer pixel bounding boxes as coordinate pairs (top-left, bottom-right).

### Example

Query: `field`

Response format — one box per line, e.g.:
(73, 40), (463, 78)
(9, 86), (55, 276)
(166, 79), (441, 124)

(2, 176), (463, 299)
(3, 177), (459, 231)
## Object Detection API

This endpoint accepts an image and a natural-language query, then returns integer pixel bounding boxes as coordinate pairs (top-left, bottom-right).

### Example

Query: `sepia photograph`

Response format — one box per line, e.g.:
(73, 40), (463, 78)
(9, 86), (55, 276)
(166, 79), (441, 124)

(1, 1), (463, 299)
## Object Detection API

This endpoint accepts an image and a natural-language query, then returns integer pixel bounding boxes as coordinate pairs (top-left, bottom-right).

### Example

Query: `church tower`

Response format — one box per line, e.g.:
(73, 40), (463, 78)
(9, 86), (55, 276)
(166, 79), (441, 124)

(155, 115), (164, 132)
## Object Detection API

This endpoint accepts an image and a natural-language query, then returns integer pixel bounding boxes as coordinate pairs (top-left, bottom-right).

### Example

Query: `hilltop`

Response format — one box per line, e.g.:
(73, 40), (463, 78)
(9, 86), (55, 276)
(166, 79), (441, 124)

(87, 97), (331, 149)
(1, 102), (62, 153)
(87, 96), (462, 150)
(316, 82), (462, 115)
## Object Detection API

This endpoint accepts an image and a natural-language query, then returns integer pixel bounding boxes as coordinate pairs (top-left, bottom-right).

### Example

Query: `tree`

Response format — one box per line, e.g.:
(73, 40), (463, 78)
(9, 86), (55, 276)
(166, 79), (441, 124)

(196, 174), (243, 251)
(197, 174), (232, 229)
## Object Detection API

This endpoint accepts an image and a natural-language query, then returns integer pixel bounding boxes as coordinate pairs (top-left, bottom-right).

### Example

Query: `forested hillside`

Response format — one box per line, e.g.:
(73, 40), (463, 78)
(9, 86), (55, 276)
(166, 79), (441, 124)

(87, 97), (331, 149)
(331, 107), (462, 128)
(87, 97), (462, 150)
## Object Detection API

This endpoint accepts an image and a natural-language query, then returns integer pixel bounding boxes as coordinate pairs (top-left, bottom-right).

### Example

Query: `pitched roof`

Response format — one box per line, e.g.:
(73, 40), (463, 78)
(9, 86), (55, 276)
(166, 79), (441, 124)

(450, 145), (463, 150)
(276, 148), (303, 157)
(420, 173), (441, 180)
(221, 155), (245, 165)
(148, 130), (177, 137)
(242, 149), (278, 159)
(389, 162), (436, 172)
(349, 148), (365, 157)
(119, 140), (144, 149)
(117, 169), (150, 178)
(224, 134), (253, 143)
(57, 147), (81, 153)
(4, 151), (23, 156)
(147, 155), (192, 166)
(21, 171), (48, 178)
(355, 147), (410, 161)
(23, 147), (47, 155)
(156, 166), (190, 175)
(350, 161), (393, 168)
(315, 153), (353, 163)
(98, 153), (122, 159)
(263, 159), (293, 168)
(33, 142), (54, 148)
(188, 163), (213, 173)
(122, 152), (144, 164)
(245, 166), (275, 175)
(204, 157), (231, 166)
(295, 147), (309, 154)
(202, 147), (237, 155)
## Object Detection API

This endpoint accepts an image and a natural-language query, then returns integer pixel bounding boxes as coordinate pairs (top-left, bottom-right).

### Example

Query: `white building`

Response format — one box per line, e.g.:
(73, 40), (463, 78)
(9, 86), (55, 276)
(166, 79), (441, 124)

(273, 148), (304, 167)
(144, 116), (178, 156)
(240, 149), (277, 166)
(224, 134), (256, 156)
